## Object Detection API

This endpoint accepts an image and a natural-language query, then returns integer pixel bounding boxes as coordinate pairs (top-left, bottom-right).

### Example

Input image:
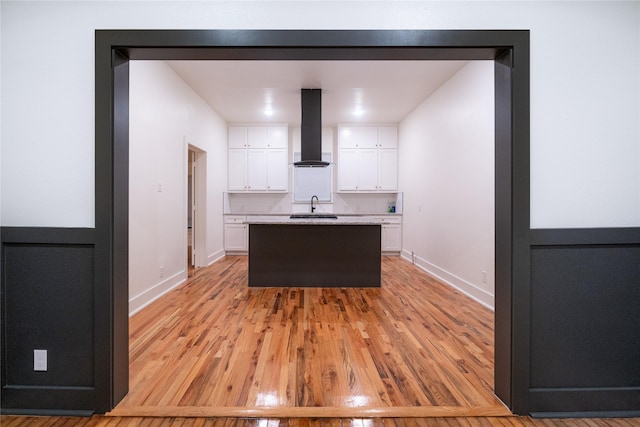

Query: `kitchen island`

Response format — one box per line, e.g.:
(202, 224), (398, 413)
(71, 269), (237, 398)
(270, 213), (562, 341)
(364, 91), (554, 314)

(247, 216), (381, 287)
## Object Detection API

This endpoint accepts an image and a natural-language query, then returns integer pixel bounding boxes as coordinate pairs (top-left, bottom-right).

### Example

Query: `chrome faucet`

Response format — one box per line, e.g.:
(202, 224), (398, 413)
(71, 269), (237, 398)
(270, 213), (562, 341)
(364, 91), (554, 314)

(311, 195), (319, 213)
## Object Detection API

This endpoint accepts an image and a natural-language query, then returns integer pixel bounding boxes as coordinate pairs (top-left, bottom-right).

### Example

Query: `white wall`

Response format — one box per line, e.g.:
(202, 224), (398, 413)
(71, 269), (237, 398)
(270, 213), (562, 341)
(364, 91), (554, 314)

(399, 61), (495, 308)
(129, 61), (226, 315)
(1, 1), (639, 229)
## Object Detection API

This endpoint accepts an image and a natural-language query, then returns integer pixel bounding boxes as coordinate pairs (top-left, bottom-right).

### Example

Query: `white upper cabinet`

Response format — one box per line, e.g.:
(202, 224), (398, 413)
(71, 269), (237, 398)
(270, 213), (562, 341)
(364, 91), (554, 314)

(338, 125), (398, 192)
(357, 148), (379, 191)
(228, 149), (248, 191)
(338, 126), (378, 149)
(228, 125), (289, 192)
(246, 149), (268, 191)
(377, 148), (398, 191)
(266, 149), (288, 191)
(337, 148), (359, 191)
(228, 126), (248, 149)
(267, 126), (288, 149)
(377, 126), (398, 149)
(338, 127), (358, 148)
(247, 126), (269, 148)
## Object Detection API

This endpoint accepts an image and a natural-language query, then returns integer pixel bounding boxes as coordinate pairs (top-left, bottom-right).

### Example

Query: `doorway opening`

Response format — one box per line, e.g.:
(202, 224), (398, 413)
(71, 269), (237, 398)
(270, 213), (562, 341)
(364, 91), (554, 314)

(95, 30), (530, 415)
(187, 143), (207, 273)
(187, 149), (195, 273)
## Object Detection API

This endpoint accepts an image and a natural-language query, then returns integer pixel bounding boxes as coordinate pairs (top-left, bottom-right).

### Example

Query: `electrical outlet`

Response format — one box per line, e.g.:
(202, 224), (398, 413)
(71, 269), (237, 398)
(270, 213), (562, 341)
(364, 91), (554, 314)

(482, 271), (488, 284)
(159, 266), (165, 278)
(34, 349), (47, 371)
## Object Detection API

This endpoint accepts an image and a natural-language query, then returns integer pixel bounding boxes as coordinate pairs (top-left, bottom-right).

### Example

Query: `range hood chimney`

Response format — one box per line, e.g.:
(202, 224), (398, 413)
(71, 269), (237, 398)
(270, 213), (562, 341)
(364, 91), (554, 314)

(294, 89), (330, 167)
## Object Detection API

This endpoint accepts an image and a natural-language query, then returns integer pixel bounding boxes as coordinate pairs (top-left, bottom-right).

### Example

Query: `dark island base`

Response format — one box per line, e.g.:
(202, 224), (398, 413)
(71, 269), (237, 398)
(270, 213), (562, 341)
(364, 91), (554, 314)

(248, 224), (381, 287)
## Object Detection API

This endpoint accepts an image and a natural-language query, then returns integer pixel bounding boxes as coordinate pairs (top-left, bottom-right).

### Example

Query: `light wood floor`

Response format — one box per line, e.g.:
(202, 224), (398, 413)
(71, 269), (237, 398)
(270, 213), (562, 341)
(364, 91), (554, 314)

(3, 416), (640, 427)
(110, 256), (506, 418)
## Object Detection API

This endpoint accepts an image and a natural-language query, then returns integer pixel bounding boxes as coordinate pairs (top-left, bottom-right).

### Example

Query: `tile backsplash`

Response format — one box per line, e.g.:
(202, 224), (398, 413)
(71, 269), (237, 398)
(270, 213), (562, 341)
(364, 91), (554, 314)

(224, 192), (402, 215)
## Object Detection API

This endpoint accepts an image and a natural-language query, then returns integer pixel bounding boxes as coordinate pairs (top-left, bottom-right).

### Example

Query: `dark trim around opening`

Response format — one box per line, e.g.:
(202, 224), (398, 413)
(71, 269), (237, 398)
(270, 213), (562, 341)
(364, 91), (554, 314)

(94, 29), (531, 414)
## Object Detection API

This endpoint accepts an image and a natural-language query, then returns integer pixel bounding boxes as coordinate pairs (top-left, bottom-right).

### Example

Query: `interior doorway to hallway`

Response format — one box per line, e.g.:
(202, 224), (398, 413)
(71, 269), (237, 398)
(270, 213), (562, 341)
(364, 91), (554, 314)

(187, 148), (195, 274)
(187, 143), (207, 272)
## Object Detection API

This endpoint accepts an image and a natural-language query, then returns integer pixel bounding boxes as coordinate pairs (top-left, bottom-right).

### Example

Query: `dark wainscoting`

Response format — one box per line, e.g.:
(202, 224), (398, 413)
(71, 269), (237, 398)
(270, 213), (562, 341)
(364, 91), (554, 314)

(1, 227), (96, 415)
(529, 227), (640, 417)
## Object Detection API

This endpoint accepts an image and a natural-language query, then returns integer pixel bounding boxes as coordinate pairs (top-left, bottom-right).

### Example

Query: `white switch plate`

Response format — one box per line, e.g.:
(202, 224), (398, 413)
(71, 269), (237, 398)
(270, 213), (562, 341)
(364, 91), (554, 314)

(34, 349), (47, 371)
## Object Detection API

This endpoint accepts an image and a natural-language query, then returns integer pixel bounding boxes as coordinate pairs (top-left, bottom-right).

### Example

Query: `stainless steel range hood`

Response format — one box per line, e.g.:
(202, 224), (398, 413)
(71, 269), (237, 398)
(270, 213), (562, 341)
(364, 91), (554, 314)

(294, 89), (330, 167)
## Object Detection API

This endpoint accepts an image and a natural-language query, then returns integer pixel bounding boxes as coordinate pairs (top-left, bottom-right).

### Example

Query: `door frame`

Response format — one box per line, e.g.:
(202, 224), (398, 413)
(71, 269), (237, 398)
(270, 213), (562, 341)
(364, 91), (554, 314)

(95, 29), (530, 414)
(187, 142), (207, 268)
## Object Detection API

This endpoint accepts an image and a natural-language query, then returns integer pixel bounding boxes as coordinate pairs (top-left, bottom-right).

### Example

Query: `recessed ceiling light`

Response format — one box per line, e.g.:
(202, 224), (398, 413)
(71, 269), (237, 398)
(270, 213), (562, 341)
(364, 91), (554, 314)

(353, 107), (365, 117)
(264, 105), (274, 116)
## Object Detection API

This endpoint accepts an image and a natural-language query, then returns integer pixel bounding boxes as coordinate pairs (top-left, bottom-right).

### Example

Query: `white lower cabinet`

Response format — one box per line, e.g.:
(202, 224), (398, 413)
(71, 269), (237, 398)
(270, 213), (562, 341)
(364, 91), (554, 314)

(365, 216), (402, 253)
(381, 222), (402, 253)
(223, 214), (401, 254)
(224, 216), (248, 253)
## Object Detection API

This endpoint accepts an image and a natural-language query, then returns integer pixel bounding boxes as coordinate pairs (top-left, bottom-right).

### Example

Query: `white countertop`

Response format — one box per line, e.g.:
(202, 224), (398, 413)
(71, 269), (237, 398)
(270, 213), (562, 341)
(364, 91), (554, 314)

(245, 215), (383, 225)
(225, 212), (402, 217)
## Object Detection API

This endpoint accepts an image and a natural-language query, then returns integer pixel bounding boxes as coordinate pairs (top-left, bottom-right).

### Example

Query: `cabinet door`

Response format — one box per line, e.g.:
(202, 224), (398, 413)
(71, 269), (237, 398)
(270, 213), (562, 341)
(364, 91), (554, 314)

(358, 127), (378, 149)
(266, 148), (288, 191)
(377, 126), (398, 148)
(224, 224), (248, 251)
(246, 149), (268, 191)
(381, 224), (402, 252)
(247, 126), (268, 148)
(338, 126), (358, 148)
(338, 148), (359, 191)
(228, 149), (247, 191)
(357, 148), (379, 191)
(378, 149), (398, 191)
(228, 126), (248, 149)
(267, 126), (288, 148)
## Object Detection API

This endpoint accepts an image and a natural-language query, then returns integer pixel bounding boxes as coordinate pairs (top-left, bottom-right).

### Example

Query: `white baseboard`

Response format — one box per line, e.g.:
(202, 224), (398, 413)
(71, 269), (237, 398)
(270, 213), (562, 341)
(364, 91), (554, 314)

(400, 249), (494, 310)
(129, 270), (187, 317)
(207, 248), (225, 266)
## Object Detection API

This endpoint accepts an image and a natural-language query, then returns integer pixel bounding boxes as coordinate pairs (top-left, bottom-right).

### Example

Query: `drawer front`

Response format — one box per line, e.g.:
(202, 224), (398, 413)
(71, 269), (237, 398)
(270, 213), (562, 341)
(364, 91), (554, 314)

(224, 215), (247, 224)
(366, 216), (402, 225)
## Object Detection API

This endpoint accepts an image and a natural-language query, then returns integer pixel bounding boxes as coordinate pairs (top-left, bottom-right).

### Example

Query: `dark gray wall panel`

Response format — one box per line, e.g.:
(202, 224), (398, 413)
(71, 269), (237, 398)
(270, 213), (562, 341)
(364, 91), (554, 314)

(529, 228), (640, 414)
(4, 244), (94, 386)
(1, 227), (95, 413)
(531, 246), (640, 388)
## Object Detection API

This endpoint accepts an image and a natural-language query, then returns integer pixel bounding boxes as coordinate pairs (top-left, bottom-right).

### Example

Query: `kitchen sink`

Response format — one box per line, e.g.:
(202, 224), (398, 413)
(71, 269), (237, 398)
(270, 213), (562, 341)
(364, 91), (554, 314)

(289, 214), (338, 219)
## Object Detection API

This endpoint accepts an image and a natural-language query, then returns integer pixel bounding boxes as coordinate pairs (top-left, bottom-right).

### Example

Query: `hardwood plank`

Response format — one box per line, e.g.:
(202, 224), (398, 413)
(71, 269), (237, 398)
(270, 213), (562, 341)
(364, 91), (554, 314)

(4, 417), (640, 427)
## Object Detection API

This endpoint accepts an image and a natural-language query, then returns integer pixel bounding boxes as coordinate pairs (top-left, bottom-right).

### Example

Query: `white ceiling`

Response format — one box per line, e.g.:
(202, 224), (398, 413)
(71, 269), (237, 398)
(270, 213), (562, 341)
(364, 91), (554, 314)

(167, 60), (469, 126)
